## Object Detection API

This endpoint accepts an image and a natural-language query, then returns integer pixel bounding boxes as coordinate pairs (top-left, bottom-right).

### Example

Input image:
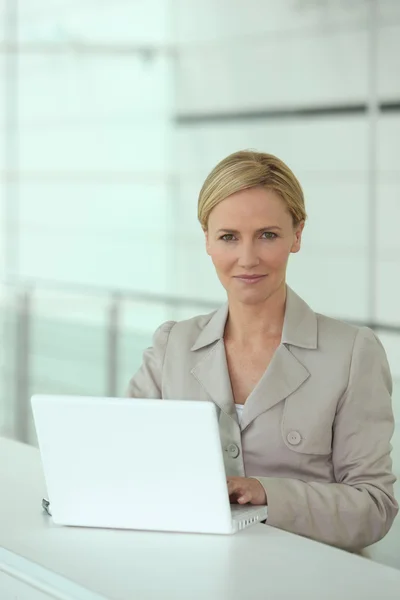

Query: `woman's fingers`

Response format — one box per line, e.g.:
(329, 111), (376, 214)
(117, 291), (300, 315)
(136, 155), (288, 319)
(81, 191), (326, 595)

(227, 480), (242, 495)
(227, 478), (251, 503)
(237, 491), (251, 503)
(227, 477), (267, 506)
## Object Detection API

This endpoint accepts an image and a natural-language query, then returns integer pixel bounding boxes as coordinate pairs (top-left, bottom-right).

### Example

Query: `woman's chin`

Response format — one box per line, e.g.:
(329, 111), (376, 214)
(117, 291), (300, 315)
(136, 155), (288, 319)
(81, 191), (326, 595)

(228, 288), (271, 306)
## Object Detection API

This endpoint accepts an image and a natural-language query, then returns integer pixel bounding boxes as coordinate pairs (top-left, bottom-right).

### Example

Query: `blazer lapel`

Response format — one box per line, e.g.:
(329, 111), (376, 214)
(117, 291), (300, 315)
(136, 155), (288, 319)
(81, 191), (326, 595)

(241, 287), (317, 430)
(189, 287), (318, 427)
(190, 304), (237, 419)
(240, 344), (310, 431)
(191, 338), (237, 420)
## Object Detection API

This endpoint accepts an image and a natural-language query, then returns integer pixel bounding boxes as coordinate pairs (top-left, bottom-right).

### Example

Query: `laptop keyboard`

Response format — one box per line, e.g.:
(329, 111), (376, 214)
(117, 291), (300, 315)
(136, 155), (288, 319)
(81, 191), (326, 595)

(230, 504), (261, 519)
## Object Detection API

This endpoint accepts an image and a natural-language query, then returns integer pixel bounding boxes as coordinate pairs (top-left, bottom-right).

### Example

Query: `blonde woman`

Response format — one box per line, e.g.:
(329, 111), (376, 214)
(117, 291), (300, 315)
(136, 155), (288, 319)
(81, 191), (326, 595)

(127, 150), (398, 551)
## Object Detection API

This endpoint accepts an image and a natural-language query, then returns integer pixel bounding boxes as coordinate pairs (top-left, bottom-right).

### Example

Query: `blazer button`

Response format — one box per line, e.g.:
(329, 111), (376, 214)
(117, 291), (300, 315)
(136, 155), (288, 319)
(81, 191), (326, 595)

(227, 443), (240, 458)
(287, 431), (302, 446)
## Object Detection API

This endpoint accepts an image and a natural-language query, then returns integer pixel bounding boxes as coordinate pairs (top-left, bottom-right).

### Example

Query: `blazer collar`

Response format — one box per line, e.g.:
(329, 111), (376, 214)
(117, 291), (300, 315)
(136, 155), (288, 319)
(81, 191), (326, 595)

(281, 286), (318, 349)
(190, 286), (317, 424)
(190, 286), (317, 352)
(190, 304), (228, 351)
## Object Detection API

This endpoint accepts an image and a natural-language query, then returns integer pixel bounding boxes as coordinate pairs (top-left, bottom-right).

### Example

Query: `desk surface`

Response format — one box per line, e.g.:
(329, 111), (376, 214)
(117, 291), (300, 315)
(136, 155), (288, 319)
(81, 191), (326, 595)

(1, 436), (400, 600)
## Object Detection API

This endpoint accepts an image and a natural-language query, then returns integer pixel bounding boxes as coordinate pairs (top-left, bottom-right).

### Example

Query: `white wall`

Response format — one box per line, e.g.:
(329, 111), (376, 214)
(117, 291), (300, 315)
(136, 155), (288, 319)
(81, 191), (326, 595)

(0, 0), (177, 428)
(5, 0), (174, 295)
(172, 0), (400, 377)
(0, 0), (399, 391)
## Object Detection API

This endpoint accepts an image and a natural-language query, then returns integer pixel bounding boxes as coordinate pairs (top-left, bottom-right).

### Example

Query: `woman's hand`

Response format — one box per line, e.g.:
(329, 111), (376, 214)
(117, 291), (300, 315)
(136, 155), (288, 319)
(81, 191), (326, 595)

(227, 477), (267, 505)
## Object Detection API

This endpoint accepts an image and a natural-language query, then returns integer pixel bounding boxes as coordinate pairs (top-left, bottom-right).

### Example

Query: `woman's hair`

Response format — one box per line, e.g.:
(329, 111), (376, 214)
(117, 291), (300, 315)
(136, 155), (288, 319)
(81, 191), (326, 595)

(198, 150), (307, 229)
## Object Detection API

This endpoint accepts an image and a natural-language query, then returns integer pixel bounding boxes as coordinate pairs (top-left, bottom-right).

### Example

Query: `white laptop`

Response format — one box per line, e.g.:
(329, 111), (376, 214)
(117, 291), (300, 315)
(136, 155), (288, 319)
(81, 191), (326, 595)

(31, 395), (268, 535)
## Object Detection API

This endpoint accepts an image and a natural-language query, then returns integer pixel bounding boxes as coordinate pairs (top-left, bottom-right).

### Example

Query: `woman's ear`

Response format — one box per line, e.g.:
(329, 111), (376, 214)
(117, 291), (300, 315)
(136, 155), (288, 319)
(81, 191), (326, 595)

(204, 228), (211, 256)
(290, 220), (305, 254)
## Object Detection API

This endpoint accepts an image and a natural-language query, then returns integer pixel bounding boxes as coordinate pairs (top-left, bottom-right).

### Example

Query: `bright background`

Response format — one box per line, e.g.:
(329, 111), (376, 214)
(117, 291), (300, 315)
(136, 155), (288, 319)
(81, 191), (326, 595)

(0, 3), (399, 563)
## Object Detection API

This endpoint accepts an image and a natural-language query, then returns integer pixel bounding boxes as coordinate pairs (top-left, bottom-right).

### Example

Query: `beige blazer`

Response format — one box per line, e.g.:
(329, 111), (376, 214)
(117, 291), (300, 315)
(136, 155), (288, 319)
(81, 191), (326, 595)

(127, 286), (398, 550)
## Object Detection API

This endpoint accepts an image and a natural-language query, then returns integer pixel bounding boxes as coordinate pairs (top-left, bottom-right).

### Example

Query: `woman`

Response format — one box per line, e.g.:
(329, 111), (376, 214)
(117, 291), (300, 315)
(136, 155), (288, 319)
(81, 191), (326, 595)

(127, 150), (398, 551)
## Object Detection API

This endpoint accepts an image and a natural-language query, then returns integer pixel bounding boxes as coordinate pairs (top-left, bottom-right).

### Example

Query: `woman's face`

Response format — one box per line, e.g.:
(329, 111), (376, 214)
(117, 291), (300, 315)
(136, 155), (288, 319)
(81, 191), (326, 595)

(205, 187), (304, 305)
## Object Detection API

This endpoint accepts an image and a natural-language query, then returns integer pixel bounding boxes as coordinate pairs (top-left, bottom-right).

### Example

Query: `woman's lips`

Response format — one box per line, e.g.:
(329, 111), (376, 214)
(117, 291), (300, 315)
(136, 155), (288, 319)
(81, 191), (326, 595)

(233, 275), (267, 284)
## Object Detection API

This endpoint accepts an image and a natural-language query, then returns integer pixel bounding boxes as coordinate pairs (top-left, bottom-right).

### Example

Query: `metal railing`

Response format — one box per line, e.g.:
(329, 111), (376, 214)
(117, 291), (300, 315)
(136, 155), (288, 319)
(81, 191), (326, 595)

(1, 277), (400, 445)
(0, 278), (219, 444)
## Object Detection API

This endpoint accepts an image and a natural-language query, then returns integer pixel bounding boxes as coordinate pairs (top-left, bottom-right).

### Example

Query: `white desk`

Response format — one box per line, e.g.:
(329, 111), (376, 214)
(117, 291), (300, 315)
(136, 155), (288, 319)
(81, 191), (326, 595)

(1, 437), (400, 600)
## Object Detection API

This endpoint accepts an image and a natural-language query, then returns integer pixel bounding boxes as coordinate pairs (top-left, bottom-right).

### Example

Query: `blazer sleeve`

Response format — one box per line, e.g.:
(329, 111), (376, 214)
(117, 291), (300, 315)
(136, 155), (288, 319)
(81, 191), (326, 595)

(252, 327), (399, 551)
(126, 321), (176, 398)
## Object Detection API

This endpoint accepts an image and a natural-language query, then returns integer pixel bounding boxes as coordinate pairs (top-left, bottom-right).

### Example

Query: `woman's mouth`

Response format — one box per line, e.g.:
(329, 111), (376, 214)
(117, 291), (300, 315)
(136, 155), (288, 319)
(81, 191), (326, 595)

(233, 274), (267, 284)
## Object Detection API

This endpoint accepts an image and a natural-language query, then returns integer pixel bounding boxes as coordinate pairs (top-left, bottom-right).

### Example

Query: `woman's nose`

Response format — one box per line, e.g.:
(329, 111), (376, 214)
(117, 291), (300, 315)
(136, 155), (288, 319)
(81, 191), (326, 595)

(237, 243), (260, 269)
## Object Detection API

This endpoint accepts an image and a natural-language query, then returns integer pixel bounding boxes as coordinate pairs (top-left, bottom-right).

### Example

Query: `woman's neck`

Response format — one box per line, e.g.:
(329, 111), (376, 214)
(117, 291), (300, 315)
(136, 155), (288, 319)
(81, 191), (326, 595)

(225, 284), (286, 345)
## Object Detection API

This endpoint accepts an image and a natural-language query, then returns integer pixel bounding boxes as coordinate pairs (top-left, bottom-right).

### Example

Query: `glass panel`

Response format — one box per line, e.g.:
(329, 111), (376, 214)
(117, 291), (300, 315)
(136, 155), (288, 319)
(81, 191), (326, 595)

(27, 290), (110, 444)
(118, 299), (170, 396)
(0, 285), (20, 437)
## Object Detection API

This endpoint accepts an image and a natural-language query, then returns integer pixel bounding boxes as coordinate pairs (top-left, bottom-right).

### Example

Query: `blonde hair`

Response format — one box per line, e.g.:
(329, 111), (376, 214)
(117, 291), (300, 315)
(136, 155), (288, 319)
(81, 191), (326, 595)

(198, 150), (306, 229)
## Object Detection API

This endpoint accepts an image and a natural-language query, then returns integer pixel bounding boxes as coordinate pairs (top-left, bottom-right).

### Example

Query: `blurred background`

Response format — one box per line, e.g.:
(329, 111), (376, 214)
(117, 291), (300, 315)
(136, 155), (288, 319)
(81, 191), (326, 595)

(0, 0), (399, 568)
(0, 1), (399, 449)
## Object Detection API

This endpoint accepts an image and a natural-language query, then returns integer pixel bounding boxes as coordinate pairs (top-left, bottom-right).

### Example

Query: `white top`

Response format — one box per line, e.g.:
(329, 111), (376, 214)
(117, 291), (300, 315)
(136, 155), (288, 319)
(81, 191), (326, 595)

(2, 437), (400, 600)
(235, 404), (244, 424)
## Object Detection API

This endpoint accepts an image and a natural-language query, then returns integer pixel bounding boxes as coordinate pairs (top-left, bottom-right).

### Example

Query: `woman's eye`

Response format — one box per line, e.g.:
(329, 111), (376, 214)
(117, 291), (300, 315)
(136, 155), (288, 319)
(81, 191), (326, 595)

(220, 234), (236, 241)
(261, 231), (277, 240)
